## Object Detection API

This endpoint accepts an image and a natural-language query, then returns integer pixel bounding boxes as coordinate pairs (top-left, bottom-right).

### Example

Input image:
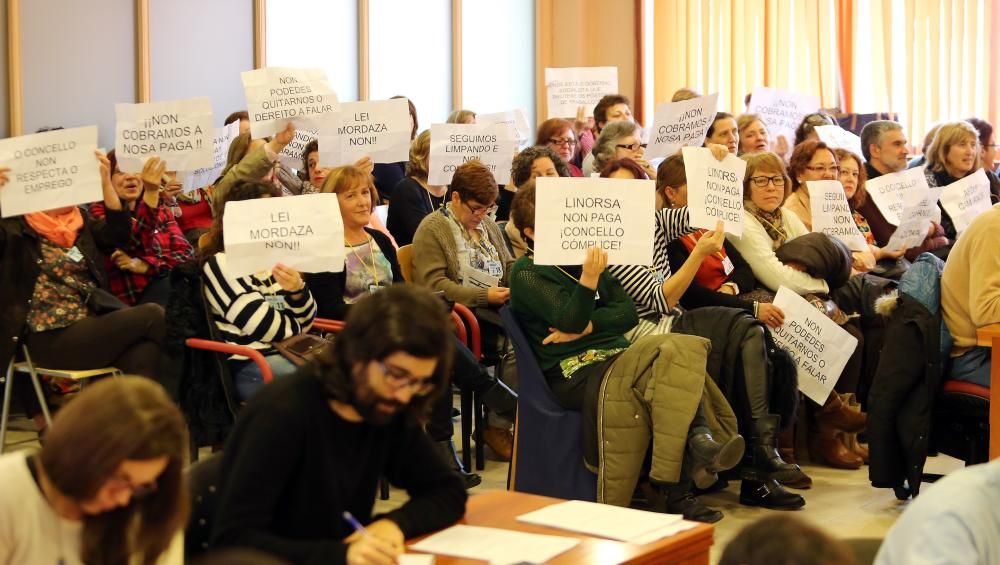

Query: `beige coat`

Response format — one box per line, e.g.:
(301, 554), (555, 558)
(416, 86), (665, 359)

(595, 333), (739, 506)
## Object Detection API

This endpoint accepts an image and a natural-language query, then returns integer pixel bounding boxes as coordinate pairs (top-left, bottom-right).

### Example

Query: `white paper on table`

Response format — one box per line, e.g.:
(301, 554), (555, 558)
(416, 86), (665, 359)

(533, 176), (655, 266)
(747, 86), (820, 159)
(319, 98), (411, 166)
(938, 168), (992, 236)
(0, 126), (102, 218)
(814, 125), (865, 161)
(646, 94), (719, 160)
(865, 166), (930, 226)
(544, 66), (618, 119)
(626, 520), (700, 545)
(115, 97), (214, 172)
(398, 554), (435, 565)
(241, 67), (340, 140)
(222, 193), (344, 277)
(770, 287), (859, 404)
(886, 183), (944, 251)
(516, 500), (683, 543)
(807, 180), (869, 251)
(428, 123), (518, 185)
(409, 525), (580, 565)
(681, 147), (747, 237)
(477, 109), (533, 148)
(277, 128), (320, 169)
(179, 121), (241, 192)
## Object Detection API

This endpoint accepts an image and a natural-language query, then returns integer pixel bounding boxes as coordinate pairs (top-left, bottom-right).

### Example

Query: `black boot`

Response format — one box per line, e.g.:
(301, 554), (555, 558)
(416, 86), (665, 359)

(687, 429), (746, 489)
(739, 478), (805, 510)
(433, 439), (482, 489)
(660, 481), (724, 524)
(751, 415), (811, 487)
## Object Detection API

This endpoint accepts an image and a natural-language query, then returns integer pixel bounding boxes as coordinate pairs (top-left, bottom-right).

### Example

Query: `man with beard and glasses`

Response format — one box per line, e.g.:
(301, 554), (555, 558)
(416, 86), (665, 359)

(209, 285), (467, 565)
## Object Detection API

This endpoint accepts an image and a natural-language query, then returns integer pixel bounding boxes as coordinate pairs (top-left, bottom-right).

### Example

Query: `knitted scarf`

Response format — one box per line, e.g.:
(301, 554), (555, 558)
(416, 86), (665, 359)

(745, 201), (788, 248)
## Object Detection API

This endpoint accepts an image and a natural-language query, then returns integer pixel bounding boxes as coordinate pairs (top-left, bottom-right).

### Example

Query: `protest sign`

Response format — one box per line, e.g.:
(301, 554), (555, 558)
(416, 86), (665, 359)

(241, 67), (340, 139)
(938, 168), (992, 236)
(814, 125), (865, 161)
(115, 97), (214, 172)
(544, 67), (618, 119)
(428, 123), (518, 185)
(533, 176), (655, 266)
(886, 182), (944, 251)
(179, 121), (241, 192)
(277, 129), (319, 169)
(0, 126), (101, 218)
(318, 98), (411, 166)
(771, 286), (859, 404)
(865, 166), (930, 226)
(477, 109), (532, 148)
(646, 94), (719, 160)
(808, 180), (869, 251)
(682, 147), (747, 236)
(223, 193), (345, 277)
(747, 87), (820, 157)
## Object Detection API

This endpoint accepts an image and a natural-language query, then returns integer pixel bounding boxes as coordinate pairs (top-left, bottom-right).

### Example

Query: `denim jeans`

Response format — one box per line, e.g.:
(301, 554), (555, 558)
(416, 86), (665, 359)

(950, 347), (991, 388)
(230, 353), (300, 401)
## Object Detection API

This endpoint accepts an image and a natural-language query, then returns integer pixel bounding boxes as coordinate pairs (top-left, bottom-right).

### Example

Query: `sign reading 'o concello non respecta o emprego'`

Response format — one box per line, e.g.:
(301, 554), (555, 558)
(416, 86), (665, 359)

(532, 176), (655, 266)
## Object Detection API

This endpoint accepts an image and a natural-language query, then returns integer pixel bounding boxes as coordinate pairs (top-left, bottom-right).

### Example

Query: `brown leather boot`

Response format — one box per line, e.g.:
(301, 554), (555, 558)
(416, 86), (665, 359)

(841, 394), (869, 463)
(778, 426), (797, 465)
(815, 391), (866, 433)
(809, 427), (863, 469)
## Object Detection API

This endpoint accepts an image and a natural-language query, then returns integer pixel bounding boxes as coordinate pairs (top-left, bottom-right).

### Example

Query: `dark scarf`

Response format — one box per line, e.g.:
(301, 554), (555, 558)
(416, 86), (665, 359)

(745, 200), (788, 248)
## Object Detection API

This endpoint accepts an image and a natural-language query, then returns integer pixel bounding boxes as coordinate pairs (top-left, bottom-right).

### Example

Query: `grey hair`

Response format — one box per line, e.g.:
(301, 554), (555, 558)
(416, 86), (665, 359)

(593, 120), (642, 173)
(859, 120), (903, 161)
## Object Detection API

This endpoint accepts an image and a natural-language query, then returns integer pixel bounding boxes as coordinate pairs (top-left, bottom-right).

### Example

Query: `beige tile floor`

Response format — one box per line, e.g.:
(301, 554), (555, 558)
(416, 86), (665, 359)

(2, 413), (966, 564)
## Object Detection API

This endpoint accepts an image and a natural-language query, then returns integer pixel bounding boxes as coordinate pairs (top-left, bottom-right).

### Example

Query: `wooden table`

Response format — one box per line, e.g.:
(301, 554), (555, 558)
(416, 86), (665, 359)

(976, 323), (1000, 460)
(409, 491), (713, 564)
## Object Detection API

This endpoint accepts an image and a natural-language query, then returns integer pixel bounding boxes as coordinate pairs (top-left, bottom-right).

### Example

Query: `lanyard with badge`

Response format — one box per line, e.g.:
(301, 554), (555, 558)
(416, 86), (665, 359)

(260, 271), (288, 311)
(348, 235), (384, 294)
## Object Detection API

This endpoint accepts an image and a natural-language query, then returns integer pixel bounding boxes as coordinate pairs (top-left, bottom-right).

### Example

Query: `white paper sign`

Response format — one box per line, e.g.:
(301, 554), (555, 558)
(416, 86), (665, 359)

(747, 87), (820, 157)
(0, 126), (101, 218)
(318, 98), (411, 166)
(179, 121), (241, 192)
(278, 129), (319, 169)
(477, 109), (532, 148)
(533, 176), (655, 266)
(646, 94), (719, 160)
(223, 193), (344, 277)
(681, 147), (747, 236)
(462, 266), (500, 290)
(866, 166), (931, 226)
(115, 97), (214, 172)
(544, 67), (619, 119)
(808, 180), (869, 251)
(428, 123), (518, 185)
(771, 287), (858, 404)
(938, 168), (992, 236)
(241, 67), (340, 140)
(814, 125), (865, 161)
(886, 182), (944, 251)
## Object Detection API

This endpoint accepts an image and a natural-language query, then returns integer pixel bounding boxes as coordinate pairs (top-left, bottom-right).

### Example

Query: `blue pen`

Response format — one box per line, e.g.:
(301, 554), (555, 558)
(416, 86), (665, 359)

(342, 511), (368, 536)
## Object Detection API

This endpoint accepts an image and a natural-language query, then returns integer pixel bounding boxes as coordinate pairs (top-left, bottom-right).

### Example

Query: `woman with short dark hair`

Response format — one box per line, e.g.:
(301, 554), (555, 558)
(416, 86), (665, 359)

(535, 118), (583, 177)
(0, 377), (188, 565)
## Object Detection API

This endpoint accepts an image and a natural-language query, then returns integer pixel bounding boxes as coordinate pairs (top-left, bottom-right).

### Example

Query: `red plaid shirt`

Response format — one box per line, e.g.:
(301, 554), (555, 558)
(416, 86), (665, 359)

(90, 199), (195, 305)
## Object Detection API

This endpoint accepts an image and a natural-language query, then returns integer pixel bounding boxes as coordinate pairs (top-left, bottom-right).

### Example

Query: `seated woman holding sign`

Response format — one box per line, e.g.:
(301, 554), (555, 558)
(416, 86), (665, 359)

(89, 152), (195, 307)
(597, 157), (811, 506)
(923, 120), (985, 256)
(200, 179), (318, 401)
(304, 165), (517, 487)
(211, 123), (296, 214)
(507, 182), (748, 523)
(0, 154), (166, 435)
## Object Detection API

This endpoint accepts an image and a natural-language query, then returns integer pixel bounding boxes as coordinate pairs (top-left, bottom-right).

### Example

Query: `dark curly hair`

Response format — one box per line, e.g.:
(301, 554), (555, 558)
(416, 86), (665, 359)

(510, 145), (570, 187)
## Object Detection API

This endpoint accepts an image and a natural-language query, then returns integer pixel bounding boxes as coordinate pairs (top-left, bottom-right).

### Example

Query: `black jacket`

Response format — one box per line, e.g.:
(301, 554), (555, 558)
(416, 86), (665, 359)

(867, 255), (945, 496)
(666, 237), (757, 313)
(304, 228), (402, 320)
(0, 208), (130, 371)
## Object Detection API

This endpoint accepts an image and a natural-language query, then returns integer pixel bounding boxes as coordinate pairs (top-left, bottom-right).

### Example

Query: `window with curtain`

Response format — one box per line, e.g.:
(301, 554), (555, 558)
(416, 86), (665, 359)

(461, 0), (536, 130)
(369, 0), (452, 126)
(265, 0), (359, 103)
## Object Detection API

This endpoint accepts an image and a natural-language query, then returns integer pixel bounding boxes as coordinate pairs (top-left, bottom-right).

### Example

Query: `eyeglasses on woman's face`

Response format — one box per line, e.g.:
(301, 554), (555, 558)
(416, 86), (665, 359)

(749, 175), (786, 189)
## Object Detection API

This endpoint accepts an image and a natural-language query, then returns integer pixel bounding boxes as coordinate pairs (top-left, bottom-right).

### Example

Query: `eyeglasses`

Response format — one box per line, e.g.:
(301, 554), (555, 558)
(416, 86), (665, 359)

(804, 165), (841, 175)
(378, 361), (435, 396)
(548, 138), (577, 147)
(616, 142), (647, 152)
(749, 175), (786, 188)
(462, 200), (498, 217)
(107, 474), (158, 500)
(839, 169), (860, 179)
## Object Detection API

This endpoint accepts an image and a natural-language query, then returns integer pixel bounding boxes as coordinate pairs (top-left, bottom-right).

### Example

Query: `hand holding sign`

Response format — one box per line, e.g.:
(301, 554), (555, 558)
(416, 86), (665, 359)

(692, 221), (726, 259)
(757, 303), (785, 329)
(580, 246), (609, 290)
(272, 263), (306, 293)
(682, 147), (747, 236)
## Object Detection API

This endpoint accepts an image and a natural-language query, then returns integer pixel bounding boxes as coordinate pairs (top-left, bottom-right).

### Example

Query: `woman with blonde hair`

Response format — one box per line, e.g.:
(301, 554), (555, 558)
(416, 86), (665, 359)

(387, 130), (445, 246)
(924, 120), (983, 255)
(0, 377), (188, 565)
